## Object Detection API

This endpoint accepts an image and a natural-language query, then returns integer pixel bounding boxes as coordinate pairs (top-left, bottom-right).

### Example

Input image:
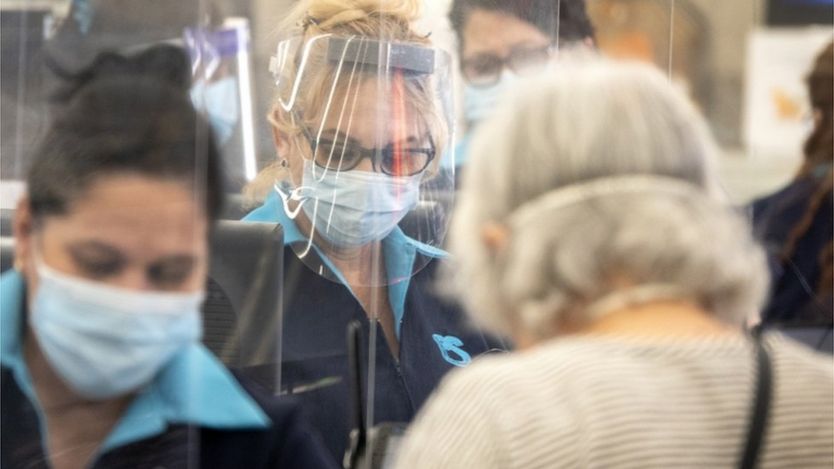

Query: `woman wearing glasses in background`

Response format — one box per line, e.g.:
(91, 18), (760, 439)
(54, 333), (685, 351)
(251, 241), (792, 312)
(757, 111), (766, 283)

(242, 0), (504, 461)
(448, 0), (595, 175)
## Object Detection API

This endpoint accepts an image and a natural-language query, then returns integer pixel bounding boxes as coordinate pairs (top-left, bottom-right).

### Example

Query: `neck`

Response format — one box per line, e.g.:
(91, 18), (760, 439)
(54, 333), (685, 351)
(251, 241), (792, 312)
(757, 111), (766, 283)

(332, 248), (385, 288)
(515, 300), (737, 348)
(23, 326), (131, 415)
(24, 327), (131, 468)
(575, 300), (735, 337)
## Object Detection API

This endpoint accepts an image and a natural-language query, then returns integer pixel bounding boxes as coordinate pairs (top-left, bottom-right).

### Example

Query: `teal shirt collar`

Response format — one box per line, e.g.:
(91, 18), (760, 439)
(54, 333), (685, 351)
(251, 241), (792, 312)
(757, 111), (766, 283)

(243, 191), (447, 337)
(0, 270), (269, 453)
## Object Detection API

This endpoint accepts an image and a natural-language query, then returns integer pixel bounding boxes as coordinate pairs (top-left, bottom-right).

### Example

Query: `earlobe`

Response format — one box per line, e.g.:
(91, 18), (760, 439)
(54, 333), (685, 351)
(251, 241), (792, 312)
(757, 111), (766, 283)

(269, 114), (306, 188)
(270, 119), (292, 161)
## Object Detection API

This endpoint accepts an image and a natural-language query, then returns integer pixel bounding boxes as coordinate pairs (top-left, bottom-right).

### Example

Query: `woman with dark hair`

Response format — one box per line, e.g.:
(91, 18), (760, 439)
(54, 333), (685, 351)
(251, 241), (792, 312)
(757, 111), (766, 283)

(448, 0), (595, 172)
(752, 41), (833, 327)
(1, 45), (335, 469)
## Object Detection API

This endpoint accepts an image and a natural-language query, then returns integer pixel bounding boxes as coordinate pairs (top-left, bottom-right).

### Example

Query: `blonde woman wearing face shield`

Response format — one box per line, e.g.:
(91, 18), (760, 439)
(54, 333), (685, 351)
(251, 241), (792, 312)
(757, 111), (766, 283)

(394, 60), (833, 468)
(242, 0), (505, 461)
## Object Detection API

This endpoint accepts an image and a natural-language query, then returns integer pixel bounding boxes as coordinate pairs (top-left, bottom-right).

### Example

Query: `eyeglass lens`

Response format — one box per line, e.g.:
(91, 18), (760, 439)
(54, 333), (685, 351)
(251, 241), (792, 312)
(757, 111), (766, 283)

(311, 139), (432, 176)
(463, 44), (551, 86)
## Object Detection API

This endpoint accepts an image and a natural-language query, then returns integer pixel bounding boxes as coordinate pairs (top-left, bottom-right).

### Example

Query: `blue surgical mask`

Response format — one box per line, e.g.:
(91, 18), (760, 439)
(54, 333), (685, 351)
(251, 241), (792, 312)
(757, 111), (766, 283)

(190, 77), (240, 146)
(300, 160), (420, 247)
(462, 70), (518, 126)
(30, 256), (204, 400)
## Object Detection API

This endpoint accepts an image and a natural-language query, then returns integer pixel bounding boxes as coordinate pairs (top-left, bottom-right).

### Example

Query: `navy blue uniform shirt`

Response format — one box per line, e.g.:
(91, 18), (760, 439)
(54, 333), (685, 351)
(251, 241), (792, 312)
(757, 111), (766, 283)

(243, 192), (506, 460)
(751, 168), (833, 325)
(0, 270), (338, 469)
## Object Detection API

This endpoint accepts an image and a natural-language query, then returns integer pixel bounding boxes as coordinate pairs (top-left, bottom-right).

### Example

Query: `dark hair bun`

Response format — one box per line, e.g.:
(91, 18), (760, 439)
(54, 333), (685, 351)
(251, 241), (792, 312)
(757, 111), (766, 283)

(48, 44), (191, 103)
(29, 44), (224, 222)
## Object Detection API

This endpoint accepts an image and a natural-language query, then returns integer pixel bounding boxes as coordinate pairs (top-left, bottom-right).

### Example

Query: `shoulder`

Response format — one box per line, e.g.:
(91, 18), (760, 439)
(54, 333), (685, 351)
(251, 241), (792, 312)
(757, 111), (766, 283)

(752, 177), (825, 227)
(414, 345), (584, 419)
(241, 192), (281, 223)
(394, 360), (507, 468)
(230, 371), (322, 436)
(395, 347), (591, 468)
(206, 371), (339, 469)
(231, 370), (301, 422)
(767, 334), (833, 380)
(763, 334), (834, 457)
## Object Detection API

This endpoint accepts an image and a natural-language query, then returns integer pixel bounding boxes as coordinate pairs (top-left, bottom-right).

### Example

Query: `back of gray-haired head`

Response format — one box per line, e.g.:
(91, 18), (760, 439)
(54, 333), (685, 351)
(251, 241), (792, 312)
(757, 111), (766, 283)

(467, 56), (725, 216)
(448, 57), (767, 340)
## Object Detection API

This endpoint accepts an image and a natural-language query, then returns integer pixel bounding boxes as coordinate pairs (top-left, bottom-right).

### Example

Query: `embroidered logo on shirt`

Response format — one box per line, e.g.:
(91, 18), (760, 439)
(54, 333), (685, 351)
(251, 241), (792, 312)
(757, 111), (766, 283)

(432, 334), (472, 367)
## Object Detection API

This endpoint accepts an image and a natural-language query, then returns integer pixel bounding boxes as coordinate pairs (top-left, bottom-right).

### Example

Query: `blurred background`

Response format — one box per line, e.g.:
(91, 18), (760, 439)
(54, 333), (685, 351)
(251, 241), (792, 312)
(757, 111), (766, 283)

(1, 0), (832, 206)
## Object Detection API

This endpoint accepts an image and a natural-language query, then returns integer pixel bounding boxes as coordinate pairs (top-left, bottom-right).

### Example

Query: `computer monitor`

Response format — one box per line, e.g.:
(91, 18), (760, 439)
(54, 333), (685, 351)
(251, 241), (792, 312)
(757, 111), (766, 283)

(203, 220), (284, 368)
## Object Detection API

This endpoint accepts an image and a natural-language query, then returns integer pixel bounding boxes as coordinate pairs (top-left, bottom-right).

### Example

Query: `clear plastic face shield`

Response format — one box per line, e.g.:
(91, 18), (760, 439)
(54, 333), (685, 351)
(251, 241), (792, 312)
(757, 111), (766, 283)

(268, 34), (455, 287)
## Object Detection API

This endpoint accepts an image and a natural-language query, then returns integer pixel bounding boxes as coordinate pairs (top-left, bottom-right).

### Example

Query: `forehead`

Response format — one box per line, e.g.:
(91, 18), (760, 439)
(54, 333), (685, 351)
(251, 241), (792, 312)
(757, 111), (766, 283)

(40, 174), (206, 256)
(461, 8), (551, 58)
(316, 78), (431, 143)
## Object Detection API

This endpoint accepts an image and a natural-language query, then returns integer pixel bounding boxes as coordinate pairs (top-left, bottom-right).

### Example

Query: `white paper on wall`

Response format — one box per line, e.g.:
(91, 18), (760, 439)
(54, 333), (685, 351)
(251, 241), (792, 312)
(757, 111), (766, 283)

(744, 27), (833, 161)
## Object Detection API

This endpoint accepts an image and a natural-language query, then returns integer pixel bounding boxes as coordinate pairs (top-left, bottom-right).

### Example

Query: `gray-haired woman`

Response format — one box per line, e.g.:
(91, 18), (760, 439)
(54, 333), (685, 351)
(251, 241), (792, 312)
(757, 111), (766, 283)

(393, 59), (833, 469)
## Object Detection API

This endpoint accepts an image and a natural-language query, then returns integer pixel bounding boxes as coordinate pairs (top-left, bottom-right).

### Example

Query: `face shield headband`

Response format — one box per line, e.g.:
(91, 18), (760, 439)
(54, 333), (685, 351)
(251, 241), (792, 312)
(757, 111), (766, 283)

(269, 34), (436, 108)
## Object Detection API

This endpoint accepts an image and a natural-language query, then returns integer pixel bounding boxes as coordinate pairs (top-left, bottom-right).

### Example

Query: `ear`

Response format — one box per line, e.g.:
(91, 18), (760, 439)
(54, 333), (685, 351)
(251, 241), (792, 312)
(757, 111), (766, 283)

(269, 113), (305, 186)
(13, 197), (35, 273)
(270, 120), (292, 160)
(481, 222), (509, 253)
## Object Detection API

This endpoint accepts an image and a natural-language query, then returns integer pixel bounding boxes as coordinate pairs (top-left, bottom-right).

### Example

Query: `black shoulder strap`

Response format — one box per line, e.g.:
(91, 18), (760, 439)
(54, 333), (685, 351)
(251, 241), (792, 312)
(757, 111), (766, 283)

(739, 335), (772, 469)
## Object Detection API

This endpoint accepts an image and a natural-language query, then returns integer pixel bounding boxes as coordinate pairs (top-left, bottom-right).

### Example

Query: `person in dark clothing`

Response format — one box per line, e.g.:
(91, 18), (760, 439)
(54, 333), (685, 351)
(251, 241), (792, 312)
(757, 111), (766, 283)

(752, 41), (833, 326)
(1, 45), (336, 469)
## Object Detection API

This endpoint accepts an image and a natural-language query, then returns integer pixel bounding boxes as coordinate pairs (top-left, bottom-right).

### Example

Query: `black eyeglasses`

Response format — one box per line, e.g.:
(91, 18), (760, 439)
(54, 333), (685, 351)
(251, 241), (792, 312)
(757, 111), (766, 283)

(297, 122), (436, 177)
(462, 44), (553, 87)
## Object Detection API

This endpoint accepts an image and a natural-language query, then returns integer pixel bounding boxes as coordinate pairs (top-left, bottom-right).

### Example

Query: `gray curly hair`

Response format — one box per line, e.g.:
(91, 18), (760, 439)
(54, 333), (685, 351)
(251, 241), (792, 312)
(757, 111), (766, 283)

(446, 56), (768, 340)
